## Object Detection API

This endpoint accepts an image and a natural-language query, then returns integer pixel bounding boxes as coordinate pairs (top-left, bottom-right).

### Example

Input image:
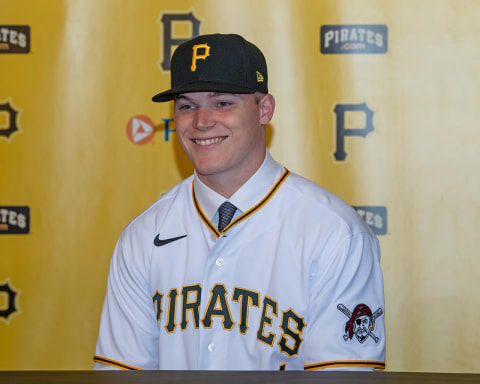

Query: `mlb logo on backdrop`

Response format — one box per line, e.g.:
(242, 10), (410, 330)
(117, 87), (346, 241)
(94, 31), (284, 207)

(320, 25), (388, 54)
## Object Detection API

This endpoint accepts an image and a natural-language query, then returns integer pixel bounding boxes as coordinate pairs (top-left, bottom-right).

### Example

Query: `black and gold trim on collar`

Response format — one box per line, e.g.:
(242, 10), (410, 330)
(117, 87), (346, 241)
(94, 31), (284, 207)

(304, 360), (385, 371)
(193, 168), (290, 238)
(93, 355), (143, 370)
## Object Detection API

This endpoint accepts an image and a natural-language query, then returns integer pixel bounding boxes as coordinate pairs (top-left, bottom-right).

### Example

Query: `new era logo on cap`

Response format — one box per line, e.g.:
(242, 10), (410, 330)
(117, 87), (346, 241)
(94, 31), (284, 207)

(153, 33), (268, 102)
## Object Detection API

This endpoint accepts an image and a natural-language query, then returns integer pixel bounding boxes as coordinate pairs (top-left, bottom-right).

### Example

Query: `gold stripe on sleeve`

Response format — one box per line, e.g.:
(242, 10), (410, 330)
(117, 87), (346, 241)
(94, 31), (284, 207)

(304, 360), (385, 371)
(93, 355), (144, 370)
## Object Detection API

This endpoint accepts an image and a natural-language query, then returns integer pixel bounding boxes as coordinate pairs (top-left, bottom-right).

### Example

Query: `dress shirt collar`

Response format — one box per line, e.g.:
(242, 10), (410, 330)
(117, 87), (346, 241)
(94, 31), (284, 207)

(193, 151), (284, 220)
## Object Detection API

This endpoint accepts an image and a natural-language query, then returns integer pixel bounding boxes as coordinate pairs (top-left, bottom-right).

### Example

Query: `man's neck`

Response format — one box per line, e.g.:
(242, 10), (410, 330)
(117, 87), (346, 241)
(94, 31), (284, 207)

(197, 170), (255, 199)
(196, 155), (266, 199)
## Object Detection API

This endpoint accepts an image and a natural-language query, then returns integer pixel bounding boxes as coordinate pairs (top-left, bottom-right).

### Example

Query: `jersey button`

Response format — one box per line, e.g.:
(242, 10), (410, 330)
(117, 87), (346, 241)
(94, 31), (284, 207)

(208, 343), (216, 352)
(210, 235), (216, 242)
(215, 257), (224, 267)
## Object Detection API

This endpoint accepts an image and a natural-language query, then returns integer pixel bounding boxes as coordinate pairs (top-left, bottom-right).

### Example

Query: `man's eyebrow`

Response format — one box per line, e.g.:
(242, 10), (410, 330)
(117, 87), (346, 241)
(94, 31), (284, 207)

(210, 92), (239, 98)
(175, 92), (238, 100)
(174, 94), (189, 101)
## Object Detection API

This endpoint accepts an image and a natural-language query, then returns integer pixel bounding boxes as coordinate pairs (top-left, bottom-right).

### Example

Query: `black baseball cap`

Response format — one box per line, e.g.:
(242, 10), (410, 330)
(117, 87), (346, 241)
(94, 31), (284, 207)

(152, 33), (268, 102)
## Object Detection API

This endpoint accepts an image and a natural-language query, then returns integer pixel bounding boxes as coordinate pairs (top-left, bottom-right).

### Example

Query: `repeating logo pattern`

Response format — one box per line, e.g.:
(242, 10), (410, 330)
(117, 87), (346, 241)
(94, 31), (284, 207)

(321, 25), (387, 54)
(0, 25), (30, 53)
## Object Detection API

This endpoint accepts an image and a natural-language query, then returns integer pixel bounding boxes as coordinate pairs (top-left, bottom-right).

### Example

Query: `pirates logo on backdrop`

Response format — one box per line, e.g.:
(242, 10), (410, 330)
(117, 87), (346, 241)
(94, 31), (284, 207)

(1, 26), (29, 328)
(320, 25), (388, 54)
(330, 101), (388, 235)
(332, 103), (374, 162)
(0, 98), (22, 143)
(0, 206), (30, 234)
(0, 278), (21, 325)
(323, 25), (389, 236)
(158, 10), (202, 71)
(0, 208), (27, 323)
(352, 206), (387, 236)
(0, 25), (30, 54)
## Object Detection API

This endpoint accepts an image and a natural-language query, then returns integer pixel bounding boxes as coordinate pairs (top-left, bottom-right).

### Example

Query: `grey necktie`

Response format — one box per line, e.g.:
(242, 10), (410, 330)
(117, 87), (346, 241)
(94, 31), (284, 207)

(217, 201), (237, 232)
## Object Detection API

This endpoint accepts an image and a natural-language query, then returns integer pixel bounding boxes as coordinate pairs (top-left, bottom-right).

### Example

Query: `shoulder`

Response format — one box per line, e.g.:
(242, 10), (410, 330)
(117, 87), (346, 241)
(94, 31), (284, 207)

(281, 171), (372, 238)
(120, 176), (193, 239)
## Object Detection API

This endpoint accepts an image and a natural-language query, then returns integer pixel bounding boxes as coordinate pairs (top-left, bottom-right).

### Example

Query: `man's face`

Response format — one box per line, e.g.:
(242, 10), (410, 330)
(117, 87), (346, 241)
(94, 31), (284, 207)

(354, 315), (372, 343)
(174, 92), (274, 195)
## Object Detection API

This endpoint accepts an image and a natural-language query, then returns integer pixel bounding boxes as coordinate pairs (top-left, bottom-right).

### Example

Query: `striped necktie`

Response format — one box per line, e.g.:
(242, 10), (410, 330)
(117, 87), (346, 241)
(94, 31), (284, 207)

(217, 201), (237, 232)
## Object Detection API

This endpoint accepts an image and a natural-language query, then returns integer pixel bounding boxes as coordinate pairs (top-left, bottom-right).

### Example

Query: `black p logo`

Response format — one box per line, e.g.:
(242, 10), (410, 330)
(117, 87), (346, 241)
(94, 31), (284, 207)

(159, 12), (201, 71)
(333, 103), (374, 161)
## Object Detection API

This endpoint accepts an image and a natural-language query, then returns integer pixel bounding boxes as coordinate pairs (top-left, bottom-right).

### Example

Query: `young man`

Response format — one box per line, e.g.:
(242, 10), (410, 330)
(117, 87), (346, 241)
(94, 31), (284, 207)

(94, 33), (385, 371)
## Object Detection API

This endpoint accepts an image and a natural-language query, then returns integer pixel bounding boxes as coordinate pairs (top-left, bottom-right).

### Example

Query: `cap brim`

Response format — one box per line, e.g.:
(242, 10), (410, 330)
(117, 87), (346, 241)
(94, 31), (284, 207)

(152, 81), (256, 102)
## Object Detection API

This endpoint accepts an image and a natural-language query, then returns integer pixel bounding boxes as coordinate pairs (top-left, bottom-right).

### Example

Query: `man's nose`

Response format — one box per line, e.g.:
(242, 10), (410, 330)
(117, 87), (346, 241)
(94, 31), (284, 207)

(194, 107), (215, 130)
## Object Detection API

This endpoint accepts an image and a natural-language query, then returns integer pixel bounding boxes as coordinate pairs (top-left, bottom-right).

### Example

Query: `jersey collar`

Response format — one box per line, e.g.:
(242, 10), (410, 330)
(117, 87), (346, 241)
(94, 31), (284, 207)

(193, 151), (284, 221)
(193, 151), (289, 237)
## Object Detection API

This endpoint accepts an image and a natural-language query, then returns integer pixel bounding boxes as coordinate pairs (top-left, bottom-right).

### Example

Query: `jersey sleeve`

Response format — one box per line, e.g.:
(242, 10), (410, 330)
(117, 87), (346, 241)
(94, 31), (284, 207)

(302, 232), (385, 371)
(94, 230), (159, 370)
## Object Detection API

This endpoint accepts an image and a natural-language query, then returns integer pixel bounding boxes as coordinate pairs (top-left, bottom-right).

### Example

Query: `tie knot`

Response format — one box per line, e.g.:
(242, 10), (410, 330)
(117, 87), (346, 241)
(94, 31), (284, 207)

(217, 201), (237, 232)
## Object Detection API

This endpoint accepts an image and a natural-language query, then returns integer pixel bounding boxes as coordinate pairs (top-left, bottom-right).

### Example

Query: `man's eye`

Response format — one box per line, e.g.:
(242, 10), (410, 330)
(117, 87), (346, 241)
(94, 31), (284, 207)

(178, 104), (193, 111)
(217, 101), (232, 108)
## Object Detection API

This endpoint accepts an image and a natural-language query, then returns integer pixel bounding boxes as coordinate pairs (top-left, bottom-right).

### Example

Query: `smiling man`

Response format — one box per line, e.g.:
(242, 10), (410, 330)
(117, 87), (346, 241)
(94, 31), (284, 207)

(94, 33), (385, 371)
(174, 91), (272, 197)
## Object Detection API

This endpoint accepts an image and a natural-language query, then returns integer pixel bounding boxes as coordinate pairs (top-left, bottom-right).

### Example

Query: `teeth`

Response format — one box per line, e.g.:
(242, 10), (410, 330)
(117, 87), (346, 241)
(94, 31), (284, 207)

(194, 137), (225, 146)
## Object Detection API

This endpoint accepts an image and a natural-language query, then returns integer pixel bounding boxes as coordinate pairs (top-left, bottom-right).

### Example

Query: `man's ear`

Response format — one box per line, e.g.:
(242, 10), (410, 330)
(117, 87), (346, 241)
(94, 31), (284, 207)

(259, 94), (275, 125)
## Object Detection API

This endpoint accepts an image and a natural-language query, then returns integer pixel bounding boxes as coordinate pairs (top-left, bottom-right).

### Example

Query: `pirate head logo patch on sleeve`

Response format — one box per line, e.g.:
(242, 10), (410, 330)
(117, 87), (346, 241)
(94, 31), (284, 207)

(337, 303), (383, 344)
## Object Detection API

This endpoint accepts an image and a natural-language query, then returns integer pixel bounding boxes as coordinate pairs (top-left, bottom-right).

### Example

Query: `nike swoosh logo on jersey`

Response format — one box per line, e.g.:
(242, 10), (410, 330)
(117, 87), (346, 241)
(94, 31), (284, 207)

(153, 234), (187, 247)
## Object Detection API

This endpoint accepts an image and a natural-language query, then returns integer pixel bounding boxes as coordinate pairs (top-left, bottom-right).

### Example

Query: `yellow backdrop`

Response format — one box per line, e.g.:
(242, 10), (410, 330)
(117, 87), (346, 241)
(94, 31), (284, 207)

(1, 0), (479, 373)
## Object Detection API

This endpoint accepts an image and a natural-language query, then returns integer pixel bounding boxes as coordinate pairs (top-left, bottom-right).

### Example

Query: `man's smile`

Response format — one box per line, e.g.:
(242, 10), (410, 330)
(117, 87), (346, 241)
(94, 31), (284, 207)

(192, 136), (227, 146)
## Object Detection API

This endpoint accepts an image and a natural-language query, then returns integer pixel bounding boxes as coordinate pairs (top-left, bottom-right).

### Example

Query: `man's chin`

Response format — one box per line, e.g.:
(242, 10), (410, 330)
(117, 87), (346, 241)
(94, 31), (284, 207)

(194, 165), (225, 178)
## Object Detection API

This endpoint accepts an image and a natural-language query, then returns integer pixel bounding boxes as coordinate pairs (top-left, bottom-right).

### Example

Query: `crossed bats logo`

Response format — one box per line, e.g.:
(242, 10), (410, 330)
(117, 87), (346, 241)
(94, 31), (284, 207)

(337, 303), (383, 344)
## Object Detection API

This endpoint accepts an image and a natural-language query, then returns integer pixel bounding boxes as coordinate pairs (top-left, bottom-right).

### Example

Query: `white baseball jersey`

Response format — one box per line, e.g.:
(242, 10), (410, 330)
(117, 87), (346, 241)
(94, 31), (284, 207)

(94, 155), (385, 371)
